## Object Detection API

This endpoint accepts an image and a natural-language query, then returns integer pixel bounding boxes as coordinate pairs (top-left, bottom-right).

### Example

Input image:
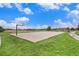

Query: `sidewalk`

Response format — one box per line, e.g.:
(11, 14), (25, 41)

(69, 32), (79, 40)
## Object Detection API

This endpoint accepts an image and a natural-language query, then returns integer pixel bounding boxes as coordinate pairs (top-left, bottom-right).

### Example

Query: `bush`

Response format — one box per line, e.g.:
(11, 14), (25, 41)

(0, 26), (5, 32)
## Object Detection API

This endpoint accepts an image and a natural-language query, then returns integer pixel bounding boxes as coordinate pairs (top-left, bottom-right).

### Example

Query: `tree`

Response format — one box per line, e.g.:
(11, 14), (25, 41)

(71, 27), (75, 31)
(0, 26), (5, 32)
(47, 26), (51, 31)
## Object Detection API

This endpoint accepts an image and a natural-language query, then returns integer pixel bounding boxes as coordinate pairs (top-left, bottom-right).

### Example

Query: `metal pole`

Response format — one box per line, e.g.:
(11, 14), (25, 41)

(16, 24), (24, 36)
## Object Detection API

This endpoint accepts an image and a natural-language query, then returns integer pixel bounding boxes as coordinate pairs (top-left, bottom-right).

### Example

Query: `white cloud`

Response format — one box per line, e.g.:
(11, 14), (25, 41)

(67, 4), (79, 27)
(76, 4), (79, 10)
(14, 3), (33, 14)
(0, 19), (16, 29)
(68, 4), (79, 20)
(0, 3), (12, 8)
(64, 7), (70, 12)
(23, 8), (33, 14)
(38, 3), (60, 10)
(62, 3), (71, 6)
(0, 4), (4, 8)
(54, 19), (73, 28)
(0, 3), (33, 15)
(73, 19), (78, 24)
(15, 24), (48, 29)
(37, 3), (71, 12)
(72, 19), (78, 28)
(6, 23), (16, 29)
(0, 17), (30, 29)
(68, 10), (79, 20)
(14, 3), (23, 12)
(0, 20), (7, 27)
(34, 25), (48, 29)
(15, 17), (29, 22)
(13, 17), (30, 25)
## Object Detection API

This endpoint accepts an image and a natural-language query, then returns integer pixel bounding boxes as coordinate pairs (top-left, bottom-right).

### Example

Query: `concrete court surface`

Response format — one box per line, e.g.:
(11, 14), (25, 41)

(11, 31), (64, 42)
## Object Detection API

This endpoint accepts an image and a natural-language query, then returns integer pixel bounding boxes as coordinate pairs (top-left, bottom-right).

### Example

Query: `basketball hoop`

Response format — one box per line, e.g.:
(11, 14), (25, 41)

(16, 24), (24, 36)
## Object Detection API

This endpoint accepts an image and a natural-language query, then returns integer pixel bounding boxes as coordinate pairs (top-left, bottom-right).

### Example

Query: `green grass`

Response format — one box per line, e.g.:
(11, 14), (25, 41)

(0, 32), (79, 56)
(75, 31), (79, 35)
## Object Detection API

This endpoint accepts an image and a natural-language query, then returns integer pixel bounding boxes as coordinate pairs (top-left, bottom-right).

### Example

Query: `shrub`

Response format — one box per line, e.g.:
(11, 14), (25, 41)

(0, 26), (5, 32)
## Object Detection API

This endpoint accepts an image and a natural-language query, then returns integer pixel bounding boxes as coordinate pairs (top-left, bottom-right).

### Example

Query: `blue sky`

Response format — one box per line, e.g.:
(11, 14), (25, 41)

(0, 3), (79, 29)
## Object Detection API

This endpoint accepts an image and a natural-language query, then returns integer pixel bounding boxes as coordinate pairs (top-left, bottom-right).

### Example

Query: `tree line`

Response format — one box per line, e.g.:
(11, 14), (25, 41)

(0, 24), (79, 32)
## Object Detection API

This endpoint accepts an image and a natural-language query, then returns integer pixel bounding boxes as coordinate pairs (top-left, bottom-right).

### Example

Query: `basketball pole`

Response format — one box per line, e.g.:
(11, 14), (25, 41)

(16, 24), (24, 36)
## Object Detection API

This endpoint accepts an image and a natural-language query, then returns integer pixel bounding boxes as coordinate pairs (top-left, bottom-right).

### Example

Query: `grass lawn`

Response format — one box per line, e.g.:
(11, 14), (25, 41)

(75, 31), (79, 35)
(0, 32), (79, 56)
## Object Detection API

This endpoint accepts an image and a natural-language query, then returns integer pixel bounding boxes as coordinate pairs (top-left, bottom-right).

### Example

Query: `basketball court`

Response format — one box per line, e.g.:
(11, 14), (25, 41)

(11, 31), (64, 42)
